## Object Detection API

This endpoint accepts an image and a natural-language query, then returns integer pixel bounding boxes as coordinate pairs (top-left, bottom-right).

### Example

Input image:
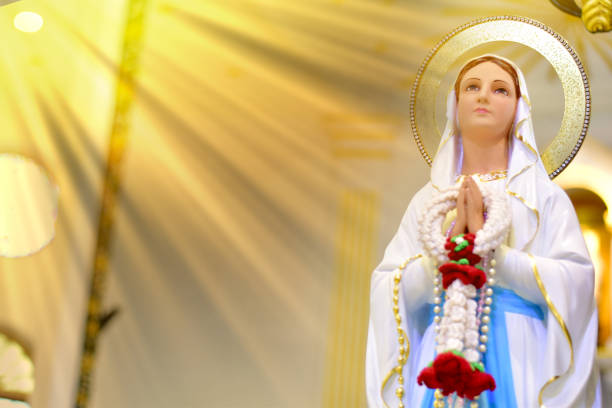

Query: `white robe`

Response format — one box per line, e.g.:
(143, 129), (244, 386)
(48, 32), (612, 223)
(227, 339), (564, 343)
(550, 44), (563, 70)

(366, 175), (601, 407)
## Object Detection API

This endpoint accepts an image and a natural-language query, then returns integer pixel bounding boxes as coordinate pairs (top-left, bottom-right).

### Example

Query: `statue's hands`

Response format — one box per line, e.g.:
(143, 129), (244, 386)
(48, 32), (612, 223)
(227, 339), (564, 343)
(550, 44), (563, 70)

(465, 176), (485, 233)
(451, 181), (468, 236)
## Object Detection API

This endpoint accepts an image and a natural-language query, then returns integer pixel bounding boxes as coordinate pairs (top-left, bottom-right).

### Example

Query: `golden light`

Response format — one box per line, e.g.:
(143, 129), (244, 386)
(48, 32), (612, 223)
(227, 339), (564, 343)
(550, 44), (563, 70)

(605, 209), (612, 231)
(583, 227), (604, 299)
(13, 11), (43, 33)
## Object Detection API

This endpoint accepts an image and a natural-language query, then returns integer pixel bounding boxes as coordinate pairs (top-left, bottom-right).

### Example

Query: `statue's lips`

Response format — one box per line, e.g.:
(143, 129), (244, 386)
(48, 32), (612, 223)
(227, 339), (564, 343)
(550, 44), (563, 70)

(474, 108), (490, 113)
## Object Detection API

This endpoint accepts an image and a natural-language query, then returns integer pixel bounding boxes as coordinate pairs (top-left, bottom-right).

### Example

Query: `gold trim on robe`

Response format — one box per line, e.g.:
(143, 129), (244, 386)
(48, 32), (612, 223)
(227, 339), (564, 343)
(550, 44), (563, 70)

(529, 254), (575, 407)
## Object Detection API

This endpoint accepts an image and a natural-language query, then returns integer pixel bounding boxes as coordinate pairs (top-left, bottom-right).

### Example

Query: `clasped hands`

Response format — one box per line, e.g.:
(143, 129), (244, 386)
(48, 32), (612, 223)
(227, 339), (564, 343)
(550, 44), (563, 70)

(451, 176), (484, 236)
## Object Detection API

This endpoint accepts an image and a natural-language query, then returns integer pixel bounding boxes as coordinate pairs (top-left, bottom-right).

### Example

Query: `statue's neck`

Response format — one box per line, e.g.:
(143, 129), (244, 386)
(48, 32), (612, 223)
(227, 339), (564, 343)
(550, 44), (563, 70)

(460, 134), (508, 175)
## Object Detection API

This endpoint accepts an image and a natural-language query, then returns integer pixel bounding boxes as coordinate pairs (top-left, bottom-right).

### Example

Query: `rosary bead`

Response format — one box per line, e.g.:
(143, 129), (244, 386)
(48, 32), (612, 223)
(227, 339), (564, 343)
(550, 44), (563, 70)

(487, 277), (495, 286)
(484, 297), (492, 305)
(433, 286), (441, 295)
(482, 315), (490, 324)
(489, 268), (496, 276)
(434, 277), (441, 286)
(485, 288), (493, 296)
(434, 296), (442, 304)
(491, 259), (496, 267)
(483, 306), (491, 314)
(434, 316), (441, 323)
(478, 344), (487, 352)
(433, 305), (441, 314)
(481, 325), (489, 333)
(480, 334), (488, 343)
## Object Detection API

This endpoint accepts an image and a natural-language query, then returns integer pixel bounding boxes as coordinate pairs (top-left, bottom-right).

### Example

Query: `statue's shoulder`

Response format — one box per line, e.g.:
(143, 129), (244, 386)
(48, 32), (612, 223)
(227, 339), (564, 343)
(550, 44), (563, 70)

(533, 172), (574, 210)
(407, 182), (436, 209)
(415, 182), (435, 199)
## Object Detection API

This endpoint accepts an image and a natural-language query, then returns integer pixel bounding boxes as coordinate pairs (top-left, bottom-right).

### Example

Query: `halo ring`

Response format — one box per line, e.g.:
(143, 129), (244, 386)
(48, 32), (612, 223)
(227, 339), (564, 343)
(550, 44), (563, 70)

(409, 15), (590, 179)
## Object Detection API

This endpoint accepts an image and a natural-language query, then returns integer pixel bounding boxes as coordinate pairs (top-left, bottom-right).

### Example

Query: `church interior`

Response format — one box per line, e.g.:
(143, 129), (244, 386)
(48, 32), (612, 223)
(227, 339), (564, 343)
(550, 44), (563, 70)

(0, 0), (611, 406)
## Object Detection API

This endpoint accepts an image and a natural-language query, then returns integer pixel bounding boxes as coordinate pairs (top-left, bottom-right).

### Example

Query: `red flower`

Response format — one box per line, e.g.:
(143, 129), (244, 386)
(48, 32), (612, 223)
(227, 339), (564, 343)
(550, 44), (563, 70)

(460, 370), (496, 400)
(417, 353), (496, 399)
(438, 263), (487, 289)
(433, 352), (473, 395)
(462, 233), (476, 243)
(418, 352), (473, 396)
(445, 233), (481, 265)
(416, 366), (442, 390)
(448, 245), (482, 264)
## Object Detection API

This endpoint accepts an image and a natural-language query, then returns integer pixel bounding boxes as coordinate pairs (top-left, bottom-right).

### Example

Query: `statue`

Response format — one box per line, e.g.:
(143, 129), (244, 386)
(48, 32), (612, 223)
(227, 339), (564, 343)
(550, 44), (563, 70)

(366, 17), (600, 408)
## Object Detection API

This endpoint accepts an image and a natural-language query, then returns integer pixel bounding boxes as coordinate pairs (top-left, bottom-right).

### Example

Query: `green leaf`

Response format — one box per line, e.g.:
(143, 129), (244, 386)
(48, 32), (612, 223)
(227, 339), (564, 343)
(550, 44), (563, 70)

(455, 240), (469, 251)
(471, 361), (485, 372)
(448, 349), (465, 358)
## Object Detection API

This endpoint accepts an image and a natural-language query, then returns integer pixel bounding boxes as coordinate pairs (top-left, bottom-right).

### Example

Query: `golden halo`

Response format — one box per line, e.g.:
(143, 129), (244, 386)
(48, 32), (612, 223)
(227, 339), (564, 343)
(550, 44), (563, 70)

(409, 15), (590, 179)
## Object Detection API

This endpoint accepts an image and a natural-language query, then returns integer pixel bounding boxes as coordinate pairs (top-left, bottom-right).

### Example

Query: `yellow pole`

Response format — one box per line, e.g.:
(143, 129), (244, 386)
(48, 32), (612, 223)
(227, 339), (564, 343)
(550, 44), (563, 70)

(75, 1), (149, 407)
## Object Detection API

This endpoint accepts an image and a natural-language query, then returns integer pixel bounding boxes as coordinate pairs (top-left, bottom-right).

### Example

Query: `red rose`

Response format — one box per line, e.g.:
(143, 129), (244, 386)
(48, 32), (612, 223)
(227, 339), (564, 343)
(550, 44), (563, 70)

(431, 352), (473, 395)
(448, 246), (482, 265)
(445, 233), (481, 265)
(462, 233), (476, 243)
(417, 353), (495, 399)
(460, 370), (496, 400)
(466, 265), (486, 289)
(417, 366), (442, 390)
(439, 263), (487, 289)
(441, 269), (469, 289)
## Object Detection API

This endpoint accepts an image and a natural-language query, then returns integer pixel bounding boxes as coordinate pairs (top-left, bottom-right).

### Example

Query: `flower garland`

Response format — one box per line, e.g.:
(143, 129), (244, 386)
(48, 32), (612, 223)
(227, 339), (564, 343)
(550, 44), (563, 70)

(416, 183), (510, 407)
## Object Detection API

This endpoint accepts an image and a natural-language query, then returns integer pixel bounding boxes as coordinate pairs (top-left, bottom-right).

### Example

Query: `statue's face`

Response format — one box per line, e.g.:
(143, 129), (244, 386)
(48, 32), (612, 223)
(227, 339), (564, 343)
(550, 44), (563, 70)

(456, 61), (518, 143)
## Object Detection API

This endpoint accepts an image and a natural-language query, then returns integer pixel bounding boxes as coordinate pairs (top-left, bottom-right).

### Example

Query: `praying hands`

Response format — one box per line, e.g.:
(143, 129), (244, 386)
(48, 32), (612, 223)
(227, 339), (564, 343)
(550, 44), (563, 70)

(452, 176), (485, 236)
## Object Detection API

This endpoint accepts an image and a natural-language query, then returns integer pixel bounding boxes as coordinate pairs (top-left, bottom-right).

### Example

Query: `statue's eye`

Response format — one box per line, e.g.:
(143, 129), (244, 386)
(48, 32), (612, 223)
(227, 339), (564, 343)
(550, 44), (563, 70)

(495, 88), (509, 95)
(466, 85), (478, 91)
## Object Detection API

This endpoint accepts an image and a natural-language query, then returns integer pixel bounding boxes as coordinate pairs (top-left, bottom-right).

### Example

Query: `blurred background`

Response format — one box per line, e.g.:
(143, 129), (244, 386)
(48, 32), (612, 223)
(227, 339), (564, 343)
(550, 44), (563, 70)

(0, 0), (610, 407)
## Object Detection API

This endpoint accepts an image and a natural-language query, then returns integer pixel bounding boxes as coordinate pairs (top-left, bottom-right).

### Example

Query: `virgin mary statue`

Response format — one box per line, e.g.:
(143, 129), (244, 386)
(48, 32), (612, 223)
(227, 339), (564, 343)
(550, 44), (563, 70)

(366, 54), (601, 407)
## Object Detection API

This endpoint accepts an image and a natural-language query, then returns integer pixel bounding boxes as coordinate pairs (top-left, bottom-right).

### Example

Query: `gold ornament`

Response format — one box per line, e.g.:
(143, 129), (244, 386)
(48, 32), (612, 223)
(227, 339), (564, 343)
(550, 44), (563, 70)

(581, 0), (612, 32)
(409, 16), (590, 179)
(551, 0), (612, 33)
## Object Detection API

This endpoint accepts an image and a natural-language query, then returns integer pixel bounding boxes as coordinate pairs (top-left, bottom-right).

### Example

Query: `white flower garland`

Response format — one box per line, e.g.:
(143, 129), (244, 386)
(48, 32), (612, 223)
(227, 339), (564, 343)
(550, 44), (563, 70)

(419, 180), (511, 405)
(437, 280), (479, 359)
(418, 183), (511, 261)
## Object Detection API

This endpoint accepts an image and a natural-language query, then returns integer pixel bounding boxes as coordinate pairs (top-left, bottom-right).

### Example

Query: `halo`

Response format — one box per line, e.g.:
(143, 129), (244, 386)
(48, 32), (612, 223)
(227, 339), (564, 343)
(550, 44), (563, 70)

(409, 15), (590, 179)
